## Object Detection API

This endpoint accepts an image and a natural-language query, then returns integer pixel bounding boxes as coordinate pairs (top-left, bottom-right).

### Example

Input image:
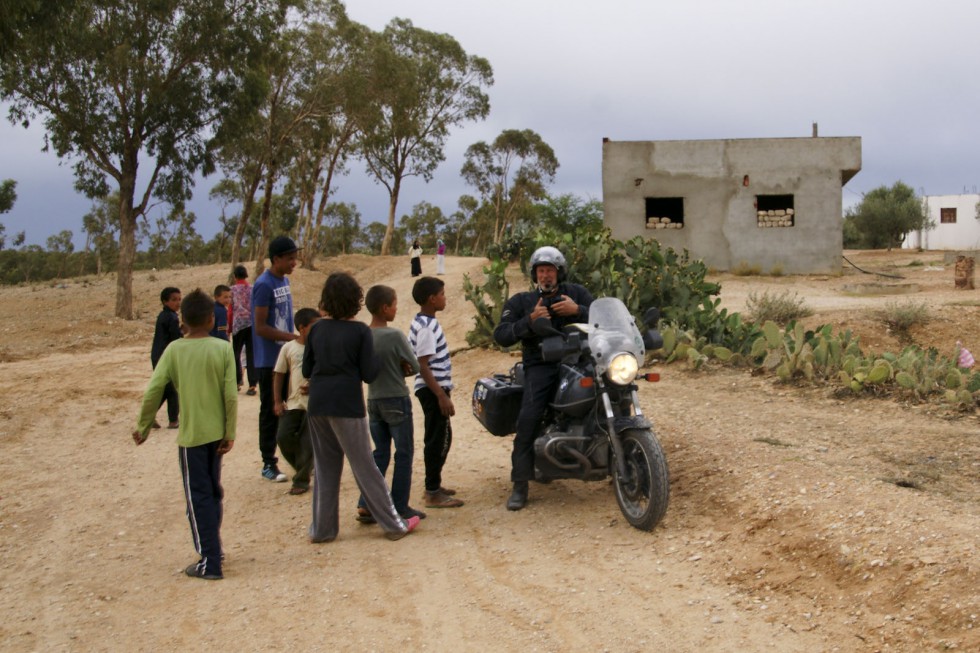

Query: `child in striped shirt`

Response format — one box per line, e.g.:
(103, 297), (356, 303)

(409, 277), (464, 509)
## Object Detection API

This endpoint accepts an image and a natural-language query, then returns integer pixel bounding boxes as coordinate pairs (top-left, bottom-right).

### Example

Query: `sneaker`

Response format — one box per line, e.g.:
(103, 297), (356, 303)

(398, 506), (427, 520)
(184, 561), (222, 580)
(386, 515), (421, 541)
(262, 465), (287, 482)
(424, 490), (464, 508)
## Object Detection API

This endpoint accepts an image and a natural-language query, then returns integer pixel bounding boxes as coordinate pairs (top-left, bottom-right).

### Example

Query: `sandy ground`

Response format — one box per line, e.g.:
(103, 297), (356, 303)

(0, 250), (977, 652)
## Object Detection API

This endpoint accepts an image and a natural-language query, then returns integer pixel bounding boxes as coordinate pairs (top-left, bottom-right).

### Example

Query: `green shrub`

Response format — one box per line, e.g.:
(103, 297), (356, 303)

(468, 224), (757, 351)
(746, 290), (813, 325)
(461, 257), (510, 348)
(731, 261), (762, 276)
(875, 301), (930, 342)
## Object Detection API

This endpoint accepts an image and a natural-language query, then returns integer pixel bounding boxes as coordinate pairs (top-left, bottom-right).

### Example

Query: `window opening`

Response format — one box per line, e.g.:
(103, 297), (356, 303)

(645, 197), (684, 230)
(756, 194), (794, 228)
(940, 208), (957, 224)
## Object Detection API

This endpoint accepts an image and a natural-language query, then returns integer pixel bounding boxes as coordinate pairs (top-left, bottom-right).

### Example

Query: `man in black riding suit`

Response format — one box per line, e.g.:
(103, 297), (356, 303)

(493, 246), (594, 510)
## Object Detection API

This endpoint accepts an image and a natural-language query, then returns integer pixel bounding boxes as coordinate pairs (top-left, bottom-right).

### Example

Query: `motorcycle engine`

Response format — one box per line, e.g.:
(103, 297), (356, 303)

(534, 424), (609, 481)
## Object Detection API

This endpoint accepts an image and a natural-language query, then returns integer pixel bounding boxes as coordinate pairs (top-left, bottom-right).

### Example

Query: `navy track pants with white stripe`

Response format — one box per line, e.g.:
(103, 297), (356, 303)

(179, 441), (224, 576)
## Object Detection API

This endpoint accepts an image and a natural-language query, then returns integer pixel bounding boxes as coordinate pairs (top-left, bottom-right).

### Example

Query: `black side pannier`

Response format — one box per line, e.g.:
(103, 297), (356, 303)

(471, 365), (523, 436)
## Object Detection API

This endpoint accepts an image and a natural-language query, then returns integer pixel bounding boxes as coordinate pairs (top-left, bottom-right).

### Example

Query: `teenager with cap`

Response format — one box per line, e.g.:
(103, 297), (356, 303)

(252, 236), (301, 482)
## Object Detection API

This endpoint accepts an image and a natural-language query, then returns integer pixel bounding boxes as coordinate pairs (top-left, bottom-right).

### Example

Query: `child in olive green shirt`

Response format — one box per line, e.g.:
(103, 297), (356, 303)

(356, 285), (424, 523)
(134, 288), (237, 580)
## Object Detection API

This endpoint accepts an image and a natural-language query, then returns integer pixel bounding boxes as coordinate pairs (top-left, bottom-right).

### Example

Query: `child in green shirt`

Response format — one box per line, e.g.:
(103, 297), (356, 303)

(133, 288), (237, 580)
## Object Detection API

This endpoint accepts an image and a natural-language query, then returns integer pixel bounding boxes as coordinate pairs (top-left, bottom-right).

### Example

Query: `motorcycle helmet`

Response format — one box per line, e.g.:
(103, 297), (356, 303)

(529, 246), (567, 288)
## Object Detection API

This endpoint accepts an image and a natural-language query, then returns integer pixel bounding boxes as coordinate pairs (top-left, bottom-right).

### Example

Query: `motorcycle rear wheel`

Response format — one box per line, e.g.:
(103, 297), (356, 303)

(612, 428), (670, 531)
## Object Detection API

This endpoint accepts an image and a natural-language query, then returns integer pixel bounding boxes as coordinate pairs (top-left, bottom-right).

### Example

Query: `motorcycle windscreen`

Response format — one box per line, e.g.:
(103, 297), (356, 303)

(586, 297), (646, 377)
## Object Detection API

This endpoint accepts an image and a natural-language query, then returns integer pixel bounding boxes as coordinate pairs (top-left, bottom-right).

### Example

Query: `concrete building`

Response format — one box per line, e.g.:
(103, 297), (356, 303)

(601, 136), (862, 274)
(903, 193), (980, 251)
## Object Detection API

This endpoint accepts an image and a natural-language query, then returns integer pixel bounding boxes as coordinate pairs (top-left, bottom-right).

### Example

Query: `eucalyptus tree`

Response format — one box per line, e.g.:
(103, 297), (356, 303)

(446, 194), (479, 254)
(0, 179), (15, 249)
(290, 5), (365, 269)
(82, 192), (121, 275)
(461, 128), (559, 245)
(0, 0), (289, 318)
(0, 179), (15, 213)
(399, 201), (447, 250)
(45, 230), (74, 279)
(321, 202), (361, 256)
(218, 20), (327, 276)
(535, 193), (604, 233)
(355, 18), (492, 255)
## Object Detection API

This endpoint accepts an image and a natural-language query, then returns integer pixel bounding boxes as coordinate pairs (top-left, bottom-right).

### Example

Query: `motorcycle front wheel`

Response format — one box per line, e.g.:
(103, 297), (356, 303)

(612, 428), (670, 531)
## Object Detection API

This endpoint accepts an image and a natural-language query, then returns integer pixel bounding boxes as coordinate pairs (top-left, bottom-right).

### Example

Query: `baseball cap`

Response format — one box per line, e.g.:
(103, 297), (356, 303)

(268, 236), (301, 259)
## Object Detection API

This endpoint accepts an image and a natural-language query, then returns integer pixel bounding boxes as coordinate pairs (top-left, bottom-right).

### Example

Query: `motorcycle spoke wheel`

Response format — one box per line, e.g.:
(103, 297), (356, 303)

(613, 429), (669, 531)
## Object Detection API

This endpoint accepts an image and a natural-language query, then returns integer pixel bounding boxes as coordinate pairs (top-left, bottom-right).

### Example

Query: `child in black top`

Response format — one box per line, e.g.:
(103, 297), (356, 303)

(151, 287), (182, 429)
(210, 284), (231, 340)
(302, 272), (420, 543)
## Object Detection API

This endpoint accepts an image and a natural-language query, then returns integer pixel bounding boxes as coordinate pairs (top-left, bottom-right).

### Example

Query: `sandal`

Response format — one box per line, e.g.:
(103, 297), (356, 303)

(355, 507), (376, 524)
(246, 387), (257, 396)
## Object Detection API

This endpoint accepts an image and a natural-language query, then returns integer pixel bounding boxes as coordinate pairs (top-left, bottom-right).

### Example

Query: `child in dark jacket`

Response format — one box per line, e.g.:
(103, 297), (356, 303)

(151, 287), (182, 429)
(302, 272), (420, 543)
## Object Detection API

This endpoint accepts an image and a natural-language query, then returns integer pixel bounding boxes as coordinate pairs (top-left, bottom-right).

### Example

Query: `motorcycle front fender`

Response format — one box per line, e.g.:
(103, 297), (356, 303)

(612, 415), (652, 433)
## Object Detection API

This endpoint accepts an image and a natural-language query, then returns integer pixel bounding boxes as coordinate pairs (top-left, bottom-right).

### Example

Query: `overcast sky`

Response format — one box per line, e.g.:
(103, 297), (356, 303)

(2, 0), (979, 246)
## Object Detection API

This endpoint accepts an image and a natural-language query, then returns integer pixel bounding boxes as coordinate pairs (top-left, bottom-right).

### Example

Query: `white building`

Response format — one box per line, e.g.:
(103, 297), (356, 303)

(903, 193), (980, 250)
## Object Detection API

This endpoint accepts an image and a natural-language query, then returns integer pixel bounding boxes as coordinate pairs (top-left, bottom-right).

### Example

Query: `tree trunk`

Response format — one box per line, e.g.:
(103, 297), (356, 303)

(230, 170), (262, 269)
(253, 162), (278, 278)
(115, 176), (137, 319)
(381, 177), (401, 256)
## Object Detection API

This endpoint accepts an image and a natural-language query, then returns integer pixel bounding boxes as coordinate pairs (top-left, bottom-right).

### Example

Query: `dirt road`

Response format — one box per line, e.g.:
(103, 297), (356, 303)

(0, 252), (976, 652)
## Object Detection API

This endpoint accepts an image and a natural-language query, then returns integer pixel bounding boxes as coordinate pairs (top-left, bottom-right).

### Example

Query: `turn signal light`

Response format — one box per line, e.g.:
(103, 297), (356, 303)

(643, 372), (660, 382)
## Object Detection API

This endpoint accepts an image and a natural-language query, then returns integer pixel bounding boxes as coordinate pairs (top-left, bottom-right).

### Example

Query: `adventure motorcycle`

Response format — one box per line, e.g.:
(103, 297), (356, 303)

(472, 297), (669, 531)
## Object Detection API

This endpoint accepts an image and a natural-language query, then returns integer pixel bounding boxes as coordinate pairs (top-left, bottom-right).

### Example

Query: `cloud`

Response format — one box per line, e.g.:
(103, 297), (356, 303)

(3, 0), (980, 244)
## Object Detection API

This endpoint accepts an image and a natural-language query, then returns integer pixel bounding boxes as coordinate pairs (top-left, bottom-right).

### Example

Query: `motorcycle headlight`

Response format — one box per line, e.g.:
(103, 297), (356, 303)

(606, 353), (638, 385)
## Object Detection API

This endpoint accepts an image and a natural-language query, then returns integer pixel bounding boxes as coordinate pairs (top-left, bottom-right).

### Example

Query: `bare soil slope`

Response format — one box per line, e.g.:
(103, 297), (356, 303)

(0, 251), (976, 652)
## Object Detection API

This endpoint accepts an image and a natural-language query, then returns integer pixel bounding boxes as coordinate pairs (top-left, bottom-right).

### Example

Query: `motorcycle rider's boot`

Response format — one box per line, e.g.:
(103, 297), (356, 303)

(507, 481), (529, 511)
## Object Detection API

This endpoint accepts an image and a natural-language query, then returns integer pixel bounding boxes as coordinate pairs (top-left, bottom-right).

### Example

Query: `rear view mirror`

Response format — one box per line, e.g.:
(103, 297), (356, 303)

(642, 307), (660, 328)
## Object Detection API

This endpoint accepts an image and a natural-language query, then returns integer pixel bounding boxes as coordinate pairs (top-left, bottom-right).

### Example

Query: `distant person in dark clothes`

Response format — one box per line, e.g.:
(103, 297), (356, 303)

(210, 285), (231, 340)
(409, 240), (423, 277)
(151, 287), (182, 429)
(230, 265), (257, 394)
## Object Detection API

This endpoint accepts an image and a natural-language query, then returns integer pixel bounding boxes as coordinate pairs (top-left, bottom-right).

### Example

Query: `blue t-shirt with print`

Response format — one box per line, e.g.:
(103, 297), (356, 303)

(251, 270), (294, 368)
